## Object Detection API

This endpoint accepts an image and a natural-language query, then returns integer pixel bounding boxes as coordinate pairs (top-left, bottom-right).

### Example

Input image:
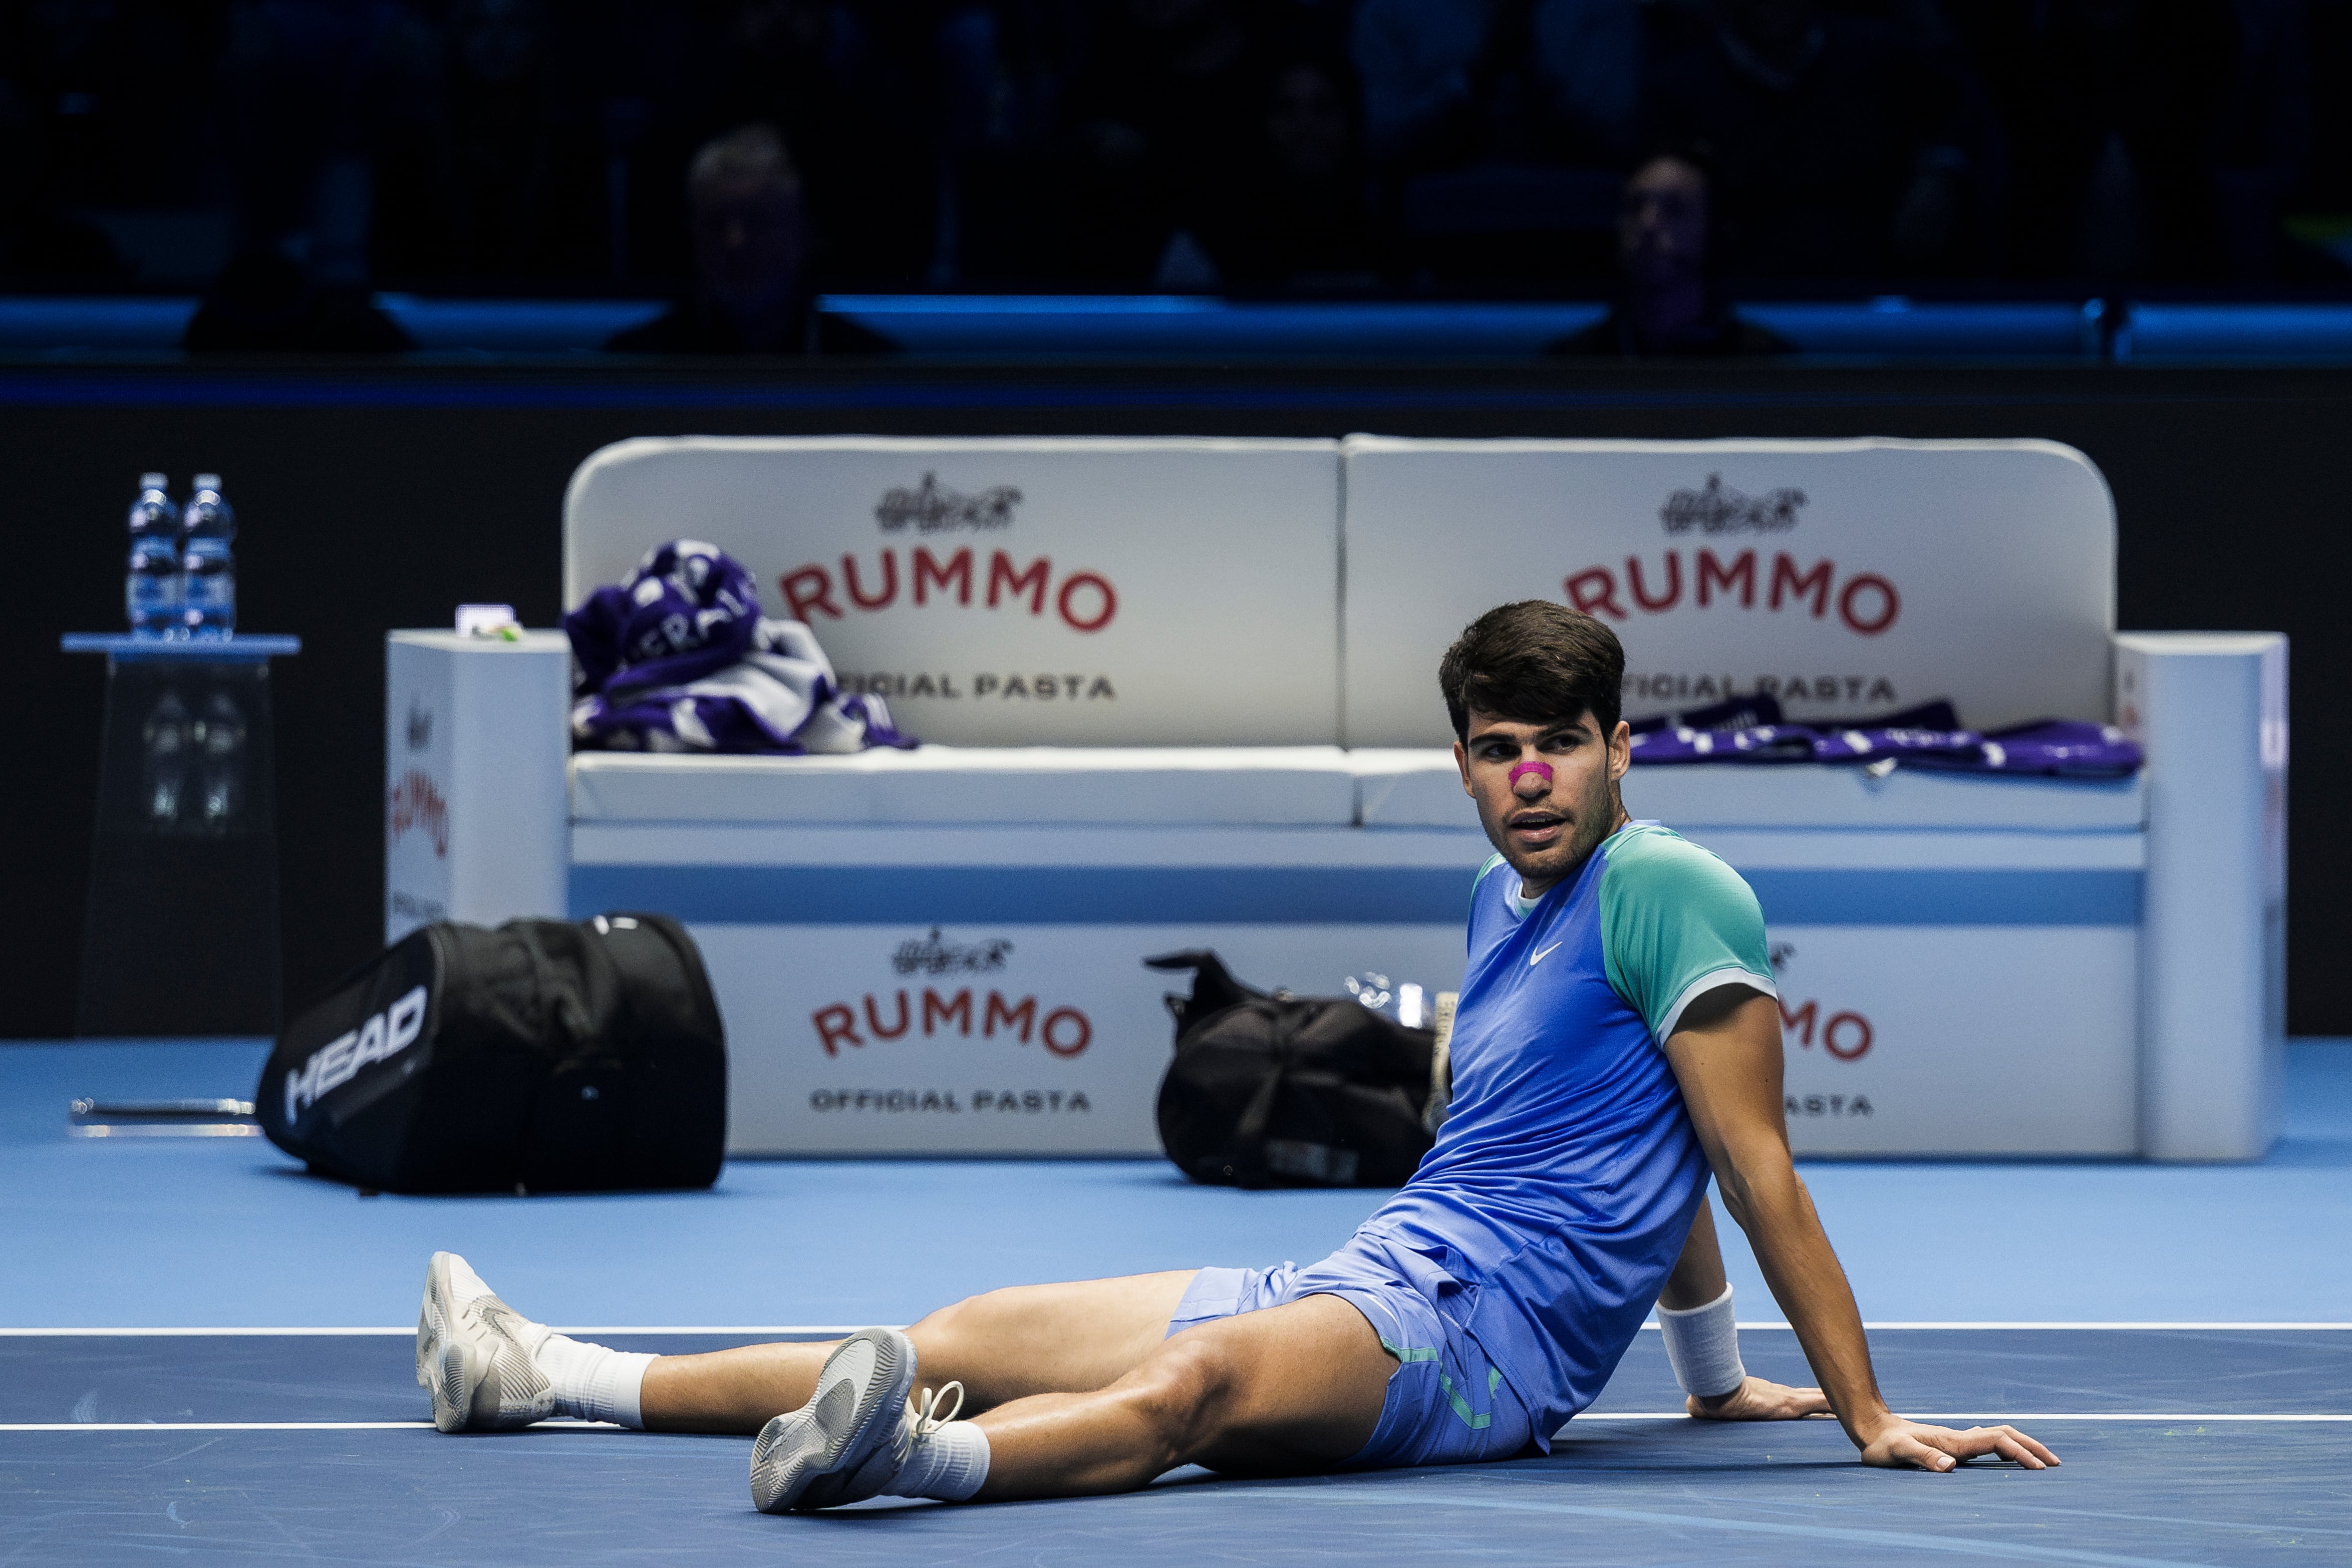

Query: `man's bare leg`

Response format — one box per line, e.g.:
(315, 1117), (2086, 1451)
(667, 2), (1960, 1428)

(968, 1293), (1393, 1499)
(643, 1269), (1198, 1434)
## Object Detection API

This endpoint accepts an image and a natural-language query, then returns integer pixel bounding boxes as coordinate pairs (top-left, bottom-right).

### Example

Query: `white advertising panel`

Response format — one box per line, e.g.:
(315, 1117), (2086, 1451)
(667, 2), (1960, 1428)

(385, 632), (570, 944)
(693, 922), (1470, 1156)
(690, 911), (2134, 1157)
(1767, 926), (2137, 1155)
(385, 637), (456, 939)
(1342, 437), (2115, 744)
(564, 437), (1342, 746)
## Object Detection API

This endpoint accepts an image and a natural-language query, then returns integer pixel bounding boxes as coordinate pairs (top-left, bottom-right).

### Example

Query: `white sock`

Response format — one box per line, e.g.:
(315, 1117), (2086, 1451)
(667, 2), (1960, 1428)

(885, 1420), (990, 1502)
(534, 1334), (658, 1428)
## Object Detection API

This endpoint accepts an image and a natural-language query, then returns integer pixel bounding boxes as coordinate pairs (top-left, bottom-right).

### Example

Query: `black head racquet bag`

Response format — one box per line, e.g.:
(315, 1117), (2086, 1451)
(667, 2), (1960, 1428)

(1148, 950), (1438, 1189)
(259, 912), (725, 1194)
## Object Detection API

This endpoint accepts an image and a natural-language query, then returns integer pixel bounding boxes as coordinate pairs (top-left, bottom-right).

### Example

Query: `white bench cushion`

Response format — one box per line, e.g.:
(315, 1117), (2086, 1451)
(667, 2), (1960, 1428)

(570, 746), (1359, 826)
(1351, 749), (2145, 832)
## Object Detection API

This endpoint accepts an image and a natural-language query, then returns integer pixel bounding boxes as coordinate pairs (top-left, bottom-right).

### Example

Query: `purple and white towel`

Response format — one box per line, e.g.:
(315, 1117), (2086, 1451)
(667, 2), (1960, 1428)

(1627, 694), (2140, 778)
(565, 540), (916, 755)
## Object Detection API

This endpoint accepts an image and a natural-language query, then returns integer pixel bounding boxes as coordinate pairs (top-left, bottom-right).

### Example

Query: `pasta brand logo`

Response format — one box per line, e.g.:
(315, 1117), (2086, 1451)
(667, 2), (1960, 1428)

(1660, 473), (1807, 536)
(875, 472), (1022, 534)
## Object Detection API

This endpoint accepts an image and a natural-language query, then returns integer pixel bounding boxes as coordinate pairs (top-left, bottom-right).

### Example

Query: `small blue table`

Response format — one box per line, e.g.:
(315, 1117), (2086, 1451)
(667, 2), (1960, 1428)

(60, 633), (302, 662)
(63, 634), (301, 1036)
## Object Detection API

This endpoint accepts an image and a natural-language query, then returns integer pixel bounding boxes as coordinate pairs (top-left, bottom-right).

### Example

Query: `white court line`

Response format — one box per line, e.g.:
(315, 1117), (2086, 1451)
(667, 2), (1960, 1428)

(8, 1322), (2352, 1337)
(0, 1326), (865, 1337)
(3, 1422), (435, 1432)
(1639, 1322), (2352, 1332)
(1574, 1413), (2352, 1423)
(9, 1414), (2349, 1435)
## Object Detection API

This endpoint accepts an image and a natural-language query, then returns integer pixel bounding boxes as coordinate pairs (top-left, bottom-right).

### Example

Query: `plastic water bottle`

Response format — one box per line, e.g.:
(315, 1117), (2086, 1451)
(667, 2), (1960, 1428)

(125, 473), (181, 637)
(180, 473), (236, 638)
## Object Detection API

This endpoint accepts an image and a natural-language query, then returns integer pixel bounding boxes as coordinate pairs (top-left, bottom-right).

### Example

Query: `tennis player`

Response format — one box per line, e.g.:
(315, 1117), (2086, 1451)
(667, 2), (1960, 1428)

(415, 599), (2058, 1509)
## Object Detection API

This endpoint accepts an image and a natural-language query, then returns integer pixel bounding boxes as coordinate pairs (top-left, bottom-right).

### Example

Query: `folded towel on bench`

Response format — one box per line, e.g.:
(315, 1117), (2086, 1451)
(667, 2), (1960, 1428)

(1628, 695), (2141, 778)
(565, 539), (917, 755)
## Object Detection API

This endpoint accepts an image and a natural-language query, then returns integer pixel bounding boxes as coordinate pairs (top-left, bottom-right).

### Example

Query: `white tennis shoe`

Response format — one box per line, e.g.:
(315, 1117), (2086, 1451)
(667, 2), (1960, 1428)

(416, 1251), (557, 1433)
(750, 1327), (966, 1512)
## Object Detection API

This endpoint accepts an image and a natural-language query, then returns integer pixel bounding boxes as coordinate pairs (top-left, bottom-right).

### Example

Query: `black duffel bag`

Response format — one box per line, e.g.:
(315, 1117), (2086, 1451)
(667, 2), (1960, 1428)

(1148, 949), (1442, 1189)
(259, 912), (725, 1194)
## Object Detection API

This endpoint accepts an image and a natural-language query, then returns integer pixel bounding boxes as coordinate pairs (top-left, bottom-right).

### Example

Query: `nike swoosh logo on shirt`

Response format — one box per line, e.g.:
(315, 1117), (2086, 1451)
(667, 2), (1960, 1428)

(1530, 941), (1564, 966)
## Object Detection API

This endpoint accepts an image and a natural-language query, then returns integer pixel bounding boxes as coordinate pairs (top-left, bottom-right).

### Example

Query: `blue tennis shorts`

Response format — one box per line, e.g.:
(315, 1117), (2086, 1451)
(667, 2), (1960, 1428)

(1165, 1233), (1535, 1470)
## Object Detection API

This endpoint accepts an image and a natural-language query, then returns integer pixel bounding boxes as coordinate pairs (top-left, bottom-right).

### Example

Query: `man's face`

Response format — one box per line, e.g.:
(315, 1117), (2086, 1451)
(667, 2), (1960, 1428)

(1268, 65), (1349, 180)
(1621, 157), (1709, 288)
(1454, 708), (1631, 894)
(691, 177), (805, 312)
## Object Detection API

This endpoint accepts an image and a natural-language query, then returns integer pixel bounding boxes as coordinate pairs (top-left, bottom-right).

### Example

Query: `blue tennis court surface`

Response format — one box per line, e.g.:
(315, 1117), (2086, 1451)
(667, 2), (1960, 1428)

(4, 1040), (2349, 1564)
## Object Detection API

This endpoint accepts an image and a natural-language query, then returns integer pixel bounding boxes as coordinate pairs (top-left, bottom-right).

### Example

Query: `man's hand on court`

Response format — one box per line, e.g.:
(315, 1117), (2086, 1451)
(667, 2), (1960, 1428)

(1686, 1376), (1831, 1421)
(1857, 1417), (2060, 1471)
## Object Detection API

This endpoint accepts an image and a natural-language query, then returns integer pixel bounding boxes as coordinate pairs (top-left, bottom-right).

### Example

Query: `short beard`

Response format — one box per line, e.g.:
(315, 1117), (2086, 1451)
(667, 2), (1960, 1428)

(1493, 768), (1624, 891)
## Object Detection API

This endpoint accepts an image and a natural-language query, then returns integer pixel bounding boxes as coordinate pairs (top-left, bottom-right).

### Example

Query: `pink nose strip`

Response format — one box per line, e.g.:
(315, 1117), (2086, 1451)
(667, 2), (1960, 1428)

(1509, 760), (1554, 787)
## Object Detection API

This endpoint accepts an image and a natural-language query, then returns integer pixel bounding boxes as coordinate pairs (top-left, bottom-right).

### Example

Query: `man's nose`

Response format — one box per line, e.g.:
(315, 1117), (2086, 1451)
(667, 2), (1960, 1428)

(1508, 757), (1554, 794)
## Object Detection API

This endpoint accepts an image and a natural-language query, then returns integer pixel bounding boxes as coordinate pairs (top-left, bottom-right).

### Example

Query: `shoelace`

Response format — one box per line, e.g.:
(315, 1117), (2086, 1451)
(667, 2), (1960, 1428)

(893, 1381), (965, 1464)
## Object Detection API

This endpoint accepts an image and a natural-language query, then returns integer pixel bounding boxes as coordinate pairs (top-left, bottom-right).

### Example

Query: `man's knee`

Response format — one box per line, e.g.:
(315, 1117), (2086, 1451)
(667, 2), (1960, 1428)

(908, 1288), (1009, 1355)
(1123, 1334), (1238, 1454)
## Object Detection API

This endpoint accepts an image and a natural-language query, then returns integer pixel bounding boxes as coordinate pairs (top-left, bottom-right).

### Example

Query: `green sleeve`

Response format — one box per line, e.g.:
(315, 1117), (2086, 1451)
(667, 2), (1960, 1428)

(1598, 826), (1776, 1042)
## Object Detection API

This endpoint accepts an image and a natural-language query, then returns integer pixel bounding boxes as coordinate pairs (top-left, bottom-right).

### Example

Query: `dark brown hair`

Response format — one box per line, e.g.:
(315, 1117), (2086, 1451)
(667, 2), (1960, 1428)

(1438, 600), (1625, 740)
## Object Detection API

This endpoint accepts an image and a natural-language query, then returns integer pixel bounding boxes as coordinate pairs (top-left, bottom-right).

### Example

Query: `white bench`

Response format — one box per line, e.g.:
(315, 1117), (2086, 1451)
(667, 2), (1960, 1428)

(385, 436), (2286, 1162)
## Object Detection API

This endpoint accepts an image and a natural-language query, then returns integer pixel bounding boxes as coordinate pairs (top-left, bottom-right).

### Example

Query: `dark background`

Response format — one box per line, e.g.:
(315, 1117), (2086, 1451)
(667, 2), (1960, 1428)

(6, 356), (2345, 1040)
(9, 0), (2348, 299)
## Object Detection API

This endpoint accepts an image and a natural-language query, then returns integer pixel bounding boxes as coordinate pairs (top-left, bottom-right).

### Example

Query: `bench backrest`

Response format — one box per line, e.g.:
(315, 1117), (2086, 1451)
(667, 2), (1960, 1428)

(566, 437), (1342, 745)
(1341, 437), (2115, 745)
(565, 435), (2116, 749)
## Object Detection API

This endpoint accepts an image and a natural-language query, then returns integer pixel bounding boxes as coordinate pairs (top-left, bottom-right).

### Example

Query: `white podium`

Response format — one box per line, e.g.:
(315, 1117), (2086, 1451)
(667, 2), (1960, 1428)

(2117, 633), (2289, 1161)
(384, 631), (571, 944)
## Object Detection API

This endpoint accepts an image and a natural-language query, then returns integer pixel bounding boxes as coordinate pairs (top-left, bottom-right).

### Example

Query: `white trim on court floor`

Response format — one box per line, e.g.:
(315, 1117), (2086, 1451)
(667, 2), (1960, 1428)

(7, 1322), (2351, 1336)
(9, 1414), (2350, 1433)
(1571, 1413), (2352, 1423)
(0, 1326), (864, 1336)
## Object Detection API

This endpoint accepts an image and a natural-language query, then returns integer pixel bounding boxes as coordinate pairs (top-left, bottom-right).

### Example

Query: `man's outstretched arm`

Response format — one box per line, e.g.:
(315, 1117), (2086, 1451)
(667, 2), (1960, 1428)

(1662, 987), (2058, 1472)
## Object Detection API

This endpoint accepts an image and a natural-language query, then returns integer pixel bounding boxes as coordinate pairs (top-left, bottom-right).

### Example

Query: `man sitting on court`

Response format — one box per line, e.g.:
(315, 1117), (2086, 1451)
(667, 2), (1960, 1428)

(415, 600), (2058, 1509)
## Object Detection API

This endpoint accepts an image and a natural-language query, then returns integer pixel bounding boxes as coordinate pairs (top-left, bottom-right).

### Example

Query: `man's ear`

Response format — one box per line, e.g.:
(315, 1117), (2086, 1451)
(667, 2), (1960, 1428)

(1608, 720), (1631, 782)
(1453, 739), (1472, 795)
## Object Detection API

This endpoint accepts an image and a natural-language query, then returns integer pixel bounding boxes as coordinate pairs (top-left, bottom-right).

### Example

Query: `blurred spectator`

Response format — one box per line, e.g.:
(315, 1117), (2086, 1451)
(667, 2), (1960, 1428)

(423, 0), (571, 280)
(0, 1), (229, 284)
(1648, 0), (1986, 279)
(1197, 53), (1390, 290)
(5, 0), (227, 210)
(215, 0), (445, 284)
(1961, 0), (2298, 284)
(605, 124), (895, 353)
(2211, 0), (2316, 280)
(703, 0), (937, 287)
(182, 249), (414, 349)
(1550, 153), (1792, 354)
(1352, 0), (1641, 284)
(930, 0), (1086, 284)
(0, 66), (120, 281)
(1053, 0), (1264, 284)
(0, 0), (2343, 300)
(1352, 0), (1644, 174)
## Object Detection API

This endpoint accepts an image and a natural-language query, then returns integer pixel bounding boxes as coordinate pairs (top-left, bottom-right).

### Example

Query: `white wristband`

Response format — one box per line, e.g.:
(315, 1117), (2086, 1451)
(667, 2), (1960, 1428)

(1658, 1284), (1746, 1398)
